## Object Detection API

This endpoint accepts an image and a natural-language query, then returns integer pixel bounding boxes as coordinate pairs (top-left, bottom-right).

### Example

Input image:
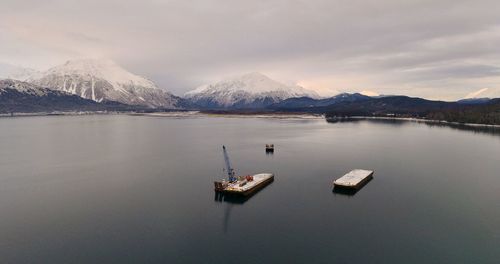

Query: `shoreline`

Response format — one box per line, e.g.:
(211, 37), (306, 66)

(2, 110), (499, 128)
(136, 111), (324, 119)
(0, 110), (324, 120)
(0, 111), (120, 118)
(328, 116), (500, 128)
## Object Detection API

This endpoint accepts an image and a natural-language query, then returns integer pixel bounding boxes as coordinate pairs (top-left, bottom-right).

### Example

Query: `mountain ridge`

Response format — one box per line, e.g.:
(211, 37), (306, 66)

(0, 79), (133, 113)
(269, 93), (371, 110)
(184, 72), (320, 109)
(30, 59), (182, 108)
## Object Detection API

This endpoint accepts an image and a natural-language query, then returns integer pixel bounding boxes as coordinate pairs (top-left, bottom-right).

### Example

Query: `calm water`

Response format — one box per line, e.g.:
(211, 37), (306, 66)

(1, 115), (500, 263)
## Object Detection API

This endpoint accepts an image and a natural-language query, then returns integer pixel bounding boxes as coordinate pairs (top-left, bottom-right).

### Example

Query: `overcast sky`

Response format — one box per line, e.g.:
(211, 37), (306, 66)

(1, 0), (500, 99)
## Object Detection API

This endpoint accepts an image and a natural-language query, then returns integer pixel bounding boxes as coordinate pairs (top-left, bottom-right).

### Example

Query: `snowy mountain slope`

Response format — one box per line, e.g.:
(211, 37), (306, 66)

(0, 79), (124, 113)
(30, 59), (182, 108)
(184, 72), (320, 109)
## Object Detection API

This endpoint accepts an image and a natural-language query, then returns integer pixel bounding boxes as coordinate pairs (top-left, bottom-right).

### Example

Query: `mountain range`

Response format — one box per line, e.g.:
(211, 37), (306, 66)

(269, 93), (371, 110)
(1, 59), (500, 125)
(1, 60), (321, 111)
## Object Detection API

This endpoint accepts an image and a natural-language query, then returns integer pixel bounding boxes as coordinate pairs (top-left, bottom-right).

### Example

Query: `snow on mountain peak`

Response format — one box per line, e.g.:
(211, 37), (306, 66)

(31, 58), (181, 108)
(190, 72), (317, 96)
(46, 58), (157, 89)
(184, 72), (319, 108)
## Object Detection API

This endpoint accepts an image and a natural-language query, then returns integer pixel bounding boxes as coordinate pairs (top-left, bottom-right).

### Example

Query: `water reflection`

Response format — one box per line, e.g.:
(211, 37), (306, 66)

(326, 117), (363, 123)
(327, 118), (500, 136)
(223, 203), (233, 233)
(214, 180), (274, 233)
(213, 191), (252, 204)
(424, 122), (500, 136)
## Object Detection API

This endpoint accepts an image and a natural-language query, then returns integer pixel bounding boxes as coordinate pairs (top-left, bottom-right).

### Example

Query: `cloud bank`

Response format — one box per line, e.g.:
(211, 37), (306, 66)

(1, 0), (500, 99)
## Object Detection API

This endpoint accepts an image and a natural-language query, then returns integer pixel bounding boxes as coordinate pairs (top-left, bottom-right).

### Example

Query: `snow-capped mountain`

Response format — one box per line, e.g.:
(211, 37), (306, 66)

(30, 59), (182, 108)
(0, 79), (117, 113)
(184, 72), (320, 109)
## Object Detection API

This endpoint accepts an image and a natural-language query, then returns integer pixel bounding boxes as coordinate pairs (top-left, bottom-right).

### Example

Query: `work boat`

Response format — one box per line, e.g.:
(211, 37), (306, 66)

(214, 145), (274, 196)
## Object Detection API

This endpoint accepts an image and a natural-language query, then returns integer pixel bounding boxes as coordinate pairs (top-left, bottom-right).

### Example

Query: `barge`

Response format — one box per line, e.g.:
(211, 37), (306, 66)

(333, 169), (374, 190)
(214, 173), (274, 196)
(214, 145), (274, 196)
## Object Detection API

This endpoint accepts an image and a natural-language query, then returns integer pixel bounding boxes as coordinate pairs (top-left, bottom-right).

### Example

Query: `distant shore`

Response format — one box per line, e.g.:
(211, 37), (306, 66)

(134, 111), (324, 119)
(327, 116), (500, 128)
(0, 111), (117, 118)
(0, 109), (194, 118)
(0, 110), (324, 120)
(2, 111), (499, 129)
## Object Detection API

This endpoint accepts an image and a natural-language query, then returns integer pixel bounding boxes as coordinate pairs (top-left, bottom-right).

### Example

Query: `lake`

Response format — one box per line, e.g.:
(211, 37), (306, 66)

(1, 115), (499, 263)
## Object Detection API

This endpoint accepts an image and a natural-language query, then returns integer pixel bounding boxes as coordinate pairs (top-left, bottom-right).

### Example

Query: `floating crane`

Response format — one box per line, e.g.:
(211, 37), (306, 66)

(214, 145), (274, 195)
(223, 145), (236, 182)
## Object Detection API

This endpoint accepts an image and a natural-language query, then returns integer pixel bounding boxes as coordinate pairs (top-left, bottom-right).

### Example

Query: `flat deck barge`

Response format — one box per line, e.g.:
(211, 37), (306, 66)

(333, 169), (374, 190)
(215, 173), (274, 196)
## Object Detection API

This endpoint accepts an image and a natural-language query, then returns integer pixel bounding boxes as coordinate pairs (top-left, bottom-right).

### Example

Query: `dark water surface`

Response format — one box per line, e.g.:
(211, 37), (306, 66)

(1, 115), (499, 263)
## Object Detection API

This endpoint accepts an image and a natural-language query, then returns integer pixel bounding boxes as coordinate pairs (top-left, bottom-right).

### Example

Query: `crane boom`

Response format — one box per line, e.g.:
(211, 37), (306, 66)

(222, 145), (236, 182)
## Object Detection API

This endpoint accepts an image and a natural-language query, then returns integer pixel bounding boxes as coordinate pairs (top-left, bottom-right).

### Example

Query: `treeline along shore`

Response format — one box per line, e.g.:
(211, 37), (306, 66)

(323, 96), (500, 126)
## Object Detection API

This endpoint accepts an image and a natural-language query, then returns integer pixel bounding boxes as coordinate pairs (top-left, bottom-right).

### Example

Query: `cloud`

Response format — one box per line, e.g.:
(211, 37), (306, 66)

(360, 90), (380, 97)
(1, 0), (500, 99)
(464, 88), (489, 99)
(464, 87), (500, 99)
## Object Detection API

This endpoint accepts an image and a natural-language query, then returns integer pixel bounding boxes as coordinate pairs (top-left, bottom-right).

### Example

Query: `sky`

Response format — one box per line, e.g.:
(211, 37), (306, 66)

(1, 0), (500, 100)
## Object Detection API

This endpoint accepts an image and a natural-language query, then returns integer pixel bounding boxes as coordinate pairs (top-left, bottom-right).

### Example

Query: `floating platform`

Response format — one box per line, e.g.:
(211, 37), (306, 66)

(333, 169), (374, 190)
(214, 173), (274, 196)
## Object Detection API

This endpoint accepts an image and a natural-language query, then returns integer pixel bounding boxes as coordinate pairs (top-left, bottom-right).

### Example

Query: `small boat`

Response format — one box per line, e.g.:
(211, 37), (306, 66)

(333, 169), (374, 190)
(265, 144), (274, 152)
